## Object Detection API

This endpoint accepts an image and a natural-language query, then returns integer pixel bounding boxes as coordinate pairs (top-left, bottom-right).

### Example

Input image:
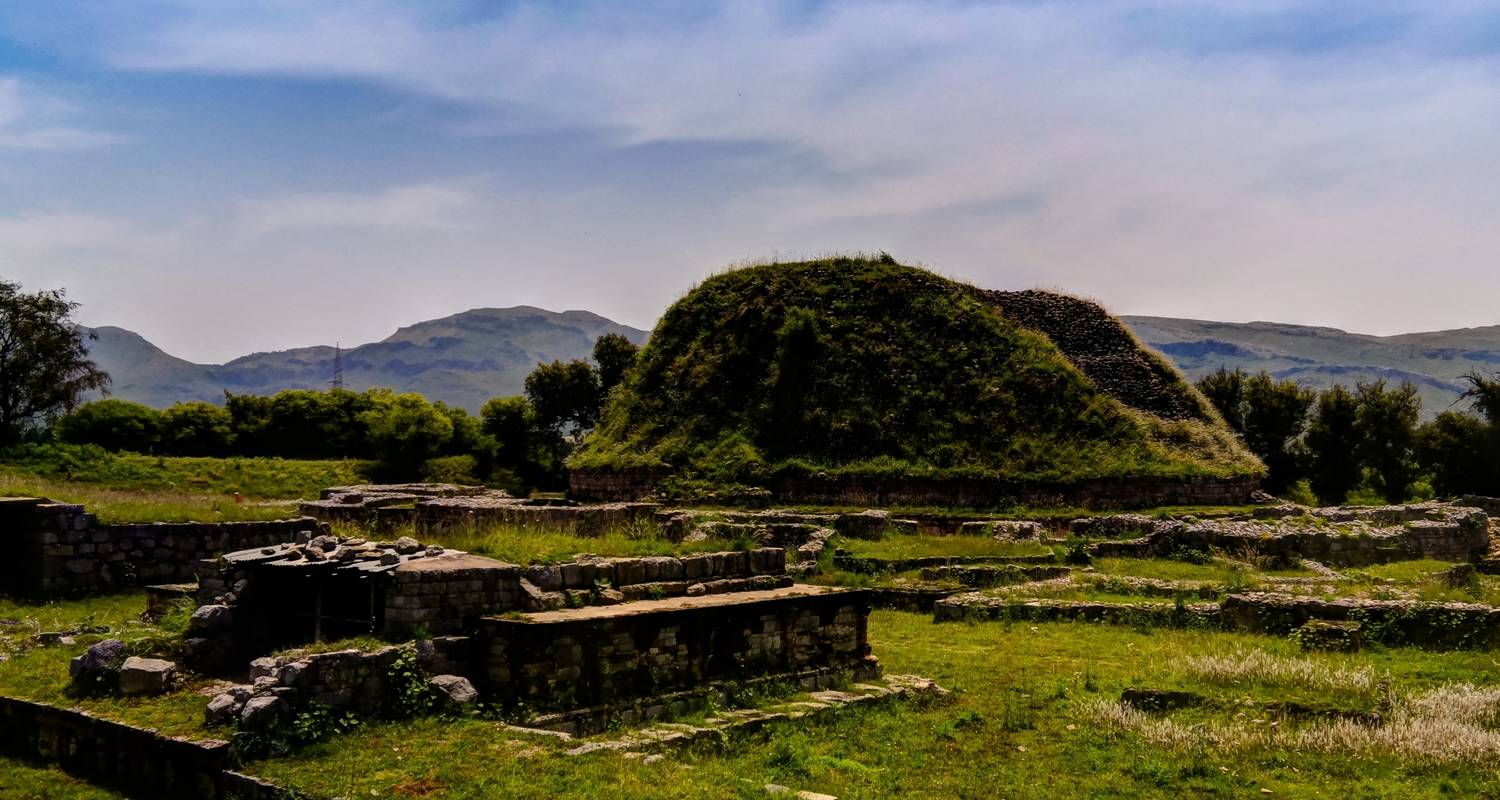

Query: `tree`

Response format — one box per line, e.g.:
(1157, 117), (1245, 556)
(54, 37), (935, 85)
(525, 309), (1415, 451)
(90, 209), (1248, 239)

(1419, 410), (1492, 497)
(480, 396), (535, 467)
(54, 399), (162, 453)
(1196, 368), (1247, 435)
(1305, 385), (1362, 504)
(358, 392), (453, 479)
(593, 333), (640, 400)
(1240, 373), (1314, 494)
(161, 401), (234, 456)
(1196, 368), (1311, 494)
(524, 360), (601, 436)
(1355, 380), (1422, 503)
(0, 281), (110, 444)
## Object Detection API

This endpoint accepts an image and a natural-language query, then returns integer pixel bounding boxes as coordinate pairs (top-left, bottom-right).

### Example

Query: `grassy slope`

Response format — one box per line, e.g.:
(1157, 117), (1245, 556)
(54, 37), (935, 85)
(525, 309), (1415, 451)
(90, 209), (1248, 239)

(0, 445), (366, 522)
(574, 257), (1260, 486)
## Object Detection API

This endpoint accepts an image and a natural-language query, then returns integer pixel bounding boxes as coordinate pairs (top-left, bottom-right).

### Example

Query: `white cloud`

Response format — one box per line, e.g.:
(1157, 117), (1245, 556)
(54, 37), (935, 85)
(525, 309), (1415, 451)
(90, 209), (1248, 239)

(0, 76), (118, 151)
(242, 183), (478, 234)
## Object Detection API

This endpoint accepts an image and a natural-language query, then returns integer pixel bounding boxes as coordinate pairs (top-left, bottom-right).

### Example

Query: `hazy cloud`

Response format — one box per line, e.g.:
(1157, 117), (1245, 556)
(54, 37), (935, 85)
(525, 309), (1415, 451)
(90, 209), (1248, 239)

(0, 76), (118, 151)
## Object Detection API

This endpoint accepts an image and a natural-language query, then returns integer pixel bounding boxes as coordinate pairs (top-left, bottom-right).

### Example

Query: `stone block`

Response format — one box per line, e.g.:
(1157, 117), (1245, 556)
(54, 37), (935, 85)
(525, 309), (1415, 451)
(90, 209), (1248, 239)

(118, 657), (176, 696)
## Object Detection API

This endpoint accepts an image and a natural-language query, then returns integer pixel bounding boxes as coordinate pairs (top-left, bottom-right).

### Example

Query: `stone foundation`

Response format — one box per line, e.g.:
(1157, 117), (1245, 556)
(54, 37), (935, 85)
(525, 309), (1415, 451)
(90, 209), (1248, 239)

(480, 586), (876, 715)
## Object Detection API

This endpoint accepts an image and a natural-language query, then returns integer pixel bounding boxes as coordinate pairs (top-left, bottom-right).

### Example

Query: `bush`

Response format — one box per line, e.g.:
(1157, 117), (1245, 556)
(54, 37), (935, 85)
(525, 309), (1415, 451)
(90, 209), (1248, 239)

(54, 399), (162, 453)
(160, 401), (234, 456)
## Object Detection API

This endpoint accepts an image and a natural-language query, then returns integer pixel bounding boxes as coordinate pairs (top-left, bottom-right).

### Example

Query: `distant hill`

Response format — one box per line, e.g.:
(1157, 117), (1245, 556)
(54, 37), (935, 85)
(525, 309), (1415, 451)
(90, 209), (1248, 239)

(83, 307), (649, 412)
(1122, 316), (1500, 417)
(80, 301), (1498, 421)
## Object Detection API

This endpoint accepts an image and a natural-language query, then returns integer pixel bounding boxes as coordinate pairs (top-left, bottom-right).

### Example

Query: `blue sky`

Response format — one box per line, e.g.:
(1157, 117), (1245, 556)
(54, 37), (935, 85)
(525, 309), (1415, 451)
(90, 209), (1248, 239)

(2, 1), (1499, 362)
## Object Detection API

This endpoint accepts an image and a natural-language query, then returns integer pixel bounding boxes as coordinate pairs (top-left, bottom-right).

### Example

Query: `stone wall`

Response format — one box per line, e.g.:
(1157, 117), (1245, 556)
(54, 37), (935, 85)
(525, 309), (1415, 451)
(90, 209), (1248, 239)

(480, 586), (876, 715)
(569, 469), (1257, 509)
(384, 555), (524, 637)
(1220, 592), (1500, 649)
(0, 695), (231, 799)
(0, 497), (323, 597)
(1087, 506), (1489, 566)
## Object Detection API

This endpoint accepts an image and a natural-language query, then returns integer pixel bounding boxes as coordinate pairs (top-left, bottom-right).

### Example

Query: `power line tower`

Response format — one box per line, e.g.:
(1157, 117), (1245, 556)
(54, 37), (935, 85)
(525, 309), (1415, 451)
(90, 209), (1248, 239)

(329, 342), (345, 391)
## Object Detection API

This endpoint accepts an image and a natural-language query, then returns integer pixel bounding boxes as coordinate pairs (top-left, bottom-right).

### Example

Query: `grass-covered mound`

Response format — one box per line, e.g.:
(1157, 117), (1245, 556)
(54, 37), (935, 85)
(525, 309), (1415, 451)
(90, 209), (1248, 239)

(571, 256), (1260, 486)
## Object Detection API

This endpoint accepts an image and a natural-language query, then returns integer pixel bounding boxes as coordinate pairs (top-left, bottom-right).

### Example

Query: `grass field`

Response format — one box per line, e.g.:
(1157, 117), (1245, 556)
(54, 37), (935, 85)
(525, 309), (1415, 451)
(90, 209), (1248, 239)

(244, 612), (1500, 799)
(0, 445), (366, 522)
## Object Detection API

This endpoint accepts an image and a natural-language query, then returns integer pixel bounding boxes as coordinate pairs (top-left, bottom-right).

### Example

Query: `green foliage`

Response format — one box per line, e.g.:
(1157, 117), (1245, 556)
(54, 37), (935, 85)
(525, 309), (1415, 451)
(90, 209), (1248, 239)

(359, 392), (454, 480)
(1195, 369), (1313, 494)
(159, 400), (234, 456)
(526, 359), (602, 436)
(1306, 384), (1361, 504)
(54, 399), (162, 453)
(1356, 380), (1422, 503)
(593, 332), (640, 399)
(574, 257), (1259, 486)
(1418, 410), (1493, 497)
(0, 280), (112, 446)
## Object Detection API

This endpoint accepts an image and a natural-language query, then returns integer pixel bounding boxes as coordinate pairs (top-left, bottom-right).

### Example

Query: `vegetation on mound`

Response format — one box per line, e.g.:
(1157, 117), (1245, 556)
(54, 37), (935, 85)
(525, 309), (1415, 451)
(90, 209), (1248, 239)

(572, 256), (1260, 487)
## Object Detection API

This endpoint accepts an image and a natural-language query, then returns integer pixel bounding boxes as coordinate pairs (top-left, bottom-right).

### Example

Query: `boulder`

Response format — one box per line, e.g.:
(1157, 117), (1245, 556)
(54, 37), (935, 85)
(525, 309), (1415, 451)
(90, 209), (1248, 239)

(204, 692), (243, 726)
(188, 604), (233, 634)
(307, 534), (340, 552)
(393, 536), (421, 555)
(430, 674), (478, 710)
(118, 657), (176, 696)
(834, 510), (890, 540)
(69, 639), (127, 692)
(686, 583), (707, 597)
(240, 695), (288, 732)
(597, 588), (626, 605)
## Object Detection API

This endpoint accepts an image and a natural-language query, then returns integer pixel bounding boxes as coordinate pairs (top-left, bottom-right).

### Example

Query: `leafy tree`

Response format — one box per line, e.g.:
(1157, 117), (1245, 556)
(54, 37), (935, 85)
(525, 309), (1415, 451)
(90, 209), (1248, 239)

(480, 396), (534, 466)
(54, 399), (162, 453)
(1196, 368), (1311, 494)
(524, 359), (601, 436)
(1240, 373), (1314, 493)
(1304, 385), (1362, 504)
(1419, 410), (1493, 497)
(593, 333), (640, 399)
(1355, 379), (1422, 503)
(0, 281), (110, 444)
(359, 392), (453, 479)
(161, 401), (234, 456)
(1196, 368), (1247, 434)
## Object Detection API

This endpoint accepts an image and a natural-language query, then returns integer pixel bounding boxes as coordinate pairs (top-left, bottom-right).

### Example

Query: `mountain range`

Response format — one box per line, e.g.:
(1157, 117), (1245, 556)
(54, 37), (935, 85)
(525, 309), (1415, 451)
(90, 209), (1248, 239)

(82, 307), (648, 412)
(82, 307), (1499, 417)
(1123, 316), (1500, 417)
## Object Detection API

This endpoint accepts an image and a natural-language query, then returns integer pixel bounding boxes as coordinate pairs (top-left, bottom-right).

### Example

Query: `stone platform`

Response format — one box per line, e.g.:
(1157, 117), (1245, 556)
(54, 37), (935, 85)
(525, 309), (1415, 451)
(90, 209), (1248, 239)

(480, 585), (877, 729)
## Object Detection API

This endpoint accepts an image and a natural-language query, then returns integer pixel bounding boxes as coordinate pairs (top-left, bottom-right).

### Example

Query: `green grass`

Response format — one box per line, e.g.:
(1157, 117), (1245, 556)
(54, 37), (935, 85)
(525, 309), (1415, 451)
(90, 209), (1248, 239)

(0, 756), (128, 799)
(1346, 560), (1461, 583)
(246, 612), (1500, 799)
(0, 591), (209, 738)
(837, 535), (1053, 561)
(403, 521), (743, 566)
(0, 444), (367, 522)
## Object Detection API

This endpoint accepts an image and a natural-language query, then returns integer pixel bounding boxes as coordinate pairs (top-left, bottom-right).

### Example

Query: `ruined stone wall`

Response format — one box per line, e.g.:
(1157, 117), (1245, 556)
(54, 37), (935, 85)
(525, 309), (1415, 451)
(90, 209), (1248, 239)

(413, 498), (660, 537)
(0, 497), (322, 596)
(384, 559), (523, 637)
(570, 469), (1257, 509)
(1221, 592), (1500, 649)
(0, 695), (231, 799)
(480, 588), (874, 713)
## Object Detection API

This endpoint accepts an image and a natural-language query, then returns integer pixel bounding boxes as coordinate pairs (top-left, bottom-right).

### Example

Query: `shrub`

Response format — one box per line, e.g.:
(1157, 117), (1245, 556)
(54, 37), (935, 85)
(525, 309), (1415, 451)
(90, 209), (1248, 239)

(54, 399), (162, 453)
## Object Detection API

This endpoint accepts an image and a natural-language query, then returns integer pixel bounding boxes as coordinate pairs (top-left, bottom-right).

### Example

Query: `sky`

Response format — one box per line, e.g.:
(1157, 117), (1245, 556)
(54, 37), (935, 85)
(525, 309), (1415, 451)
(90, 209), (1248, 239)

(2, 1), (1500, 363)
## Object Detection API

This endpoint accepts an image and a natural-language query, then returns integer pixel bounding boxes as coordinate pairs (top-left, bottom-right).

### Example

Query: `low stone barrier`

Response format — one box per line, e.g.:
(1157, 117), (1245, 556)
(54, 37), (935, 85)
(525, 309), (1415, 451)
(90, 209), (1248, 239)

(569, 469), (1258, 509)
(919, 564), (1071, 587)
(1082, 506), (1489, 567)
(0, 695), (231, 799)
(833, 550), (1058, 575)
(480, 586), (877, 724)
(1220, 592), (1500, 649)
(0, 497), (323, 597)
